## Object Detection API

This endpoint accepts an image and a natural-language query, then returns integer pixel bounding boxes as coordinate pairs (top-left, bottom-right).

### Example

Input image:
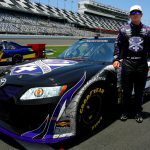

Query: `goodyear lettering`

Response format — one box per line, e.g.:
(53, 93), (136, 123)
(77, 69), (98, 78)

(91, 116), (102, 130)
(81, 104), (84, 109)
(99, 88), (104, 94)
(90, 91), (93, 96)
(99, 77), (106, 80)
(86, 94), (91, 101)
(80, 88), (105, 114)
(89, 115), (93, 120)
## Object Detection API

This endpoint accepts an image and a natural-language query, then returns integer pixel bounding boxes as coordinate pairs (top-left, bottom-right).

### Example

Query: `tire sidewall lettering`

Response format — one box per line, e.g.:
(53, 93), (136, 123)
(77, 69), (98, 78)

(80, 87), (104, 114)
(91, 116), (102, 131)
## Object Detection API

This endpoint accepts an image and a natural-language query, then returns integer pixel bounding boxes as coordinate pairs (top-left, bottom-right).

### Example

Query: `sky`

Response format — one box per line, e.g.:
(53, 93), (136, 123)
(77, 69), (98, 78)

(33, 0), (150, 25)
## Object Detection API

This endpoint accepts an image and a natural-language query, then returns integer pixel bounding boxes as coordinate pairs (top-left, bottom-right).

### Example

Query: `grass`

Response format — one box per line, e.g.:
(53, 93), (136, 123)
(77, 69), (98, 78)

(46, 45), (69, 58)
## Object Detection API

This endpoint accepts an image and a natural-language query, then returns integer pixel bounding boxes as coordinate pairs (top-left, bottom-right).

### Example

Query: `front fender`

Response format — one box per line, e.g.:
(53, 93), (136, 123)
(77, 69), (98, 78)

(56, 65), (117, 136)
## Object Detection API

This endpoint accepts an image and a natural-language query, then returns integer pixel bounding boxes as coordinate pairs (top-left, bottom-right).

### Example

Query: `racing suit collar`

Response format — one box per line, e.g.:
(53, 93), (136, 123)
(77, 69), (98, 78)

(130, 22), (143, 28)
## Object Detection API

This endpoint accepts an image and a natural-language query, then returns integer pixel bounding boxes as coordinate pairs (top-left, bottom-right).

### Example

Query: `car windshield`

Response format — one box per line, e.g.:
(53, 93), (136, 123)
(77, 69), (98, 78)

(59, 39), (115, 62)
(4, 43), (16, 50)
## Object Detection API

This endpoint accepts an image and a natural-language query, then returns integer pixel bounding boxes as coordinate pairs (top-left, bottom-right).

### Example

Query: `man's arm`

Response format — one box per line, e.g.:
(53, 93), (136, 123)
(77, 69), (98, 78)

(113, 29), (125, 68)
(147, 27), (150, 58)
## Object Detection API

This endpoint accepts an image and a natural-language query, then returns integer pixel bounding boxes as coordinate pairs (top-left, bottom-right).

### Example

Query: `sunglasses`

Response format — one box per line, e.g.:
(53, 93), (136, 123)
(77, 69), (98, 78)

(130, 10), (142, 15)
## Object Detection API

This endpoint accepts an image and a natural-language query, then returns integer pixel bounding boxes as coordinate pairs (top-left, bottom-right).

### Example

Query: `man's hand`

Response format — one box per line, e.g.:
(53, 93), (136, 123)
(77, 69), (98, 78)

(113, 60), (120, 69)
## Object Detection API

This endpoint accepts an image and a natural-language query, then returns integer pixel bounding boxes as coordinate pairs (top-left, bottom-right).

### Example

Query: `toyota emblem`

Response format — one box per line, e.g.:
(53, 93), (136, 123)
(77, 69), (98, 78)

(0, 78), (7, 87)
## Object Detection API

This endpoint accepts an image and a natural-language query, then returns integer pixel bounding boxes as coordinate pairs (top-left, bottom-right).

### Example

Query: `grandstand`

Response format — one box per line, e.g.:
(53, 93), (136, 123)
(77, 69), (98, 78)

(0, 0), (129, 37)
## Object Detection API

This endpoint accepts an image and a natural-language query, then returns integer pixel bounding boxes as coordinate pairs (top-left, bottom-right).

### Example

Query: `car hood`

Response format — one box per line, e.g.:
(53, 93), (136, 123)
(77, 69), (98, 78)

(4, 58), (106, 86)
(10, 59), (78, 76)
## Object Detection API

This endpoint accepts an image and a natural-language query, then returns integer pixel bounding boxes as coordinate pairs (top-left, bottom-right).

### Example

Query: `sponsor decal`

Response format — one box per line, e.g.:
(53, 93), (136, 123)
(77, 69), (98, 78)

(35, 60), (51, 74)
(11, 59), (77, 75)
(11, 62), (39, 75)
(56, 120), (70, 127)
(86, 40), (108, 42)
(7, 58), (12, 62)
(53, 133), (74, 139)
(0, 78), (7, 87)
(129, 37), (143, 52)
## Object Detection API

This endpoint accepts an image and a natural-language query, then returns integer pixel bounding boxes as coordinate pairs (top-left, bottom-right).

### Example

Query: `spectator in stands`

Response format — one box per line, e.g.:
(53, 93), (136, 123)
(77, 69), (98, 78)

(113, 5), (150, 123)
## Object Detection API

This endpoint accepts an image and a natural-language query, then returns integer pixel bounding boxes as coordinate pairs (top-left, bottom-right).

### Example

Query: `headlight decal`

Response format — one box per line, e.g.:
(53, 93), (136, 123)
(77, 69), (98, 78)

(43, 72), (86, 139)
(34, 88), (44, 97)
(20, 85), (67, 100)
(21, 72), (86, 140)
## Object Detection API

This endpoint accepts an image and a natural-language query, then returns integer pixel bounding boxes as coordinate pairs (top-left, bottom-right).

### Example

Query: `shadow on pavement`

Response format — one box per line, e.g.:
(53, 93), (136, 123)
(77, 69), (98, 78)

(142, 111), (150, 119)
(50, 115), (118, 150)
(0, 133), (25, 150)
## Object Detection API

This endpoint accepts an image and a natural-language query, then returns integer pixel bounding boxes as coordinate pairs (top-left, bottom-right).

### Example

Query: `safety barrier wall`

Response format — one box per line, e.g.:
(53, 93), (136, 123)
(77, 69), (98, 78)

(0, 35), (82, 45)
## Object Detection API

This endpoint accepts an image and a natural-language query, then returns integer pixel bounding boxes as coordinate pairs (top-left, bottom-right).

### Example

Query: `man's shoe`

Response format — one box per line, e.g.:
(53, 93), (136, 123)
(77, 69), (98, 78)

(120, 114), (128, 121)
(135, 113), (143, 123)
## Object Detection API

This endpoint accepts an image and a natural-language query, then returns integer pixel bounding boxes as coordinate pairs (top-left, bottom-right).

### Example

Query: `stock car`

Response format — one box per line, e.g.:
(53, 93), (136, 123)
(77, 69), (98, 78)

(0, 37), (150, 144)
(0, 41), (36, 65)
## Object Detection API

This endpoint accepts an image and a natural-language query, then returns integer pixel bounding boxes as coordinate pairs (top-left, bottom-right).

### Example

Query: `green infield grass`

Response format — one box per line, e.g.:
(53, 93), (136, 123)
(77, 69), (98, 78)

(46, 45), (69, 58)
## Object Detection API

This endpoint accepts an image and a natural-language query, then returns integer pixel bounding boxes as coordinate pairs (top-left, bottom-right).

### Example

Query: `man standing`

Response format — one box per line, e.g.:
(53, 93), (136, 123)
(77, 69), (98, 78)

(113, 5), (150, 123)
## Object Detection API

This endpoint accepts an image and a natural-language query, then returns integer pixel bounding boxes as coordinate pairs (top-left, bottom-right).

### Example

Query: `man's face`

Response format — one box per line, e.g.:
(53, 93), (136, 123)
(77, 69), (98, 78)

(129, 10), (142, 23)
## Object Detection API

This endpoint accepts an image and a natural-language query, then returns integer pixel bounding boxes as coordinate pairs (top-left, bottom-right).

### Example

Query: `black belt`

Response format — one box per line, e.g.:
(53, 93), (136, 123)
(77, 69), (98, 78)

(126, 56), (144, 60)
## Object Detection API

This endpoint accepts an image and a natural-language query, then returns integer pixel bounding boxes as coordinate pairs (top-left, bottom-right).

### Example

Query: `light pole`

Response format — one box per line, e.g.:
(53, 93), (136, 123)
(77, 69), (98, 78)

(71, 0), (74, 12)
(48, 0), (51, 6)
(57, 0), (58, 8)
(64, 0), (67, 10)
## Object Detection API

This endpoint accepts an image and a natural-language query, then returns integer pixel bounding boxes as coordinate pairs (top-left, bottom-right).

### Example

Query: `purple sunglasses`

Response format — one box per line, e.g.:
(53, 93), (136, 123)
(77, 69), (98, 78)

(130, 10), (142, 15)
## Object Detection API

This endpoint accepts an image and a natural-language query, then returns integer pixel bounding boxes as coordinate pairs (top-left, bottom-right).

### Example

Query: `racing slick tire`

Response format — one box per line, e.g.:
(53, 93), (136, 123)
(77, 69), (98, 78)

(76, 84), (106, 136)
(12, 54), (23, 64)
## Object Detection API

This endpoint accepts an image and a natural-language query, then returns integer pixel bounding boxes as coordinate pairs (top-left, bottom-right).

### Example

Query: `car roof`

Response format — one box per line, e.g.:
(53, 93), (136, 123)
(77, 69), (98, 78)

(0, 41), (20, 45)
(79, 37), (116, 42)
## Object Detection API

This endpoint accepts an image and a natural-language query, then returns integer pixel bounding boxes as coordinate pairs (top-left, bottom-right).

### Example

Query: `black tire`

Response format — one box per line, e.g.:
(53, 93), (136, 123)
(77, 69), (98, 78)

(12, 54), (23, 64)
(76, 84), (106, 135)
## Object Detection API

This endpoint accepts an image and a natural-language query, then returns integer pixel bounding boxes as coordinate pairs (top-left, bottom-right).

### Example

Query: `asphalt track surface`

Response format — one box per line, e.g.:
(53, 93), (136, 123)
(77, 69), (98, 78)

(0, 99), (150, 150)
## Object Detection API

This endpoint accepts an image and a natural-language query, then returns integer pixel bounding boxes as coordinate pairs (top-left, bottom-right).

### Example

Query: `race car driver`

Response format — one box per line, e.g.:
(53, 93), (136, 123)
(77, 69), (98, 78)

(113, 5), (150, 123)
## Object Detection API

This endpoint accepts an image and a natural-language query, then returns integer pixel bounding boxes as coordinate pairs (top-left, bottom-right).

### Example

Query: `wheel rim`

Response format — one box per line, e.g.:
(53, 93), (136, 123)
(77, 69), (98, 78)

(13, 55), (22, 63)
(82, 94), (102, 125)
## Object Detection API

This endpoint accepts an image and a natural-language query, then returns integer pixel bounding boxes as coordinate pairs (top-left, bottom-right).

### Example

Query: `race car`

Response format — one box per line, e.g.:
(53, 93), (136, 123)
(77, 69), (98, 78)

(0, 41), (36, 65)
(0, 37), (150, 144)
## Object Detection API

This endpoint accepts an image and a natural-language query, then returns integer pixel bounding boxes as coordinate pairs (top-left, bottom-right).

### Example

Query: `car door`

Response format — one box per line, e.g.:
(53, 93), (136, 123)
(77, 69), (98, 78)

(0, 44), (4, 62)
